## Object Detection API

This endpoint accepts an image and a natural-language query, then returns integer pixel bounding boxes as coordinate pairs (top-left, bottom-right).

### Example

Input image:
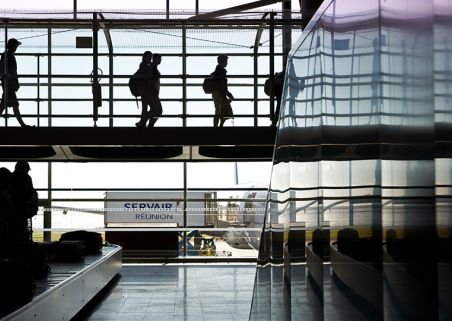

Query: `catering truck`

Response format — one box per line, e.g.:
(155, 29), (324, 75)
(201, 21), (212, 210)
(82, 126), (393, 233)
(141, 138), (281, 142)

(104, 191), (217, 227)
(104, 191), (218, 257)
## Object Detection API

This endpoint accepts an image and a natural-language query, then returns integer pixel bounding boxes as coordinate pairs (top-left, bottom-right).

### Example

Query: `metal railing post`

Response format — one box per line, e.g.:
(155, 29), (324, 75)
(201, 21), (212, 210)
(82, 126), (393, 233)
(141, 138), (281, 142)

(43, 162), (52, 242)
(269, 13), (275, 123)
(3, 22), (8, 127)
(182, 24), (187, 127)
(253, 43), (258, 127)
(183, 161), (187, 257)
(37, 55), (40, 127)
(47, 27), (52, 127)
(93, 13), (99, 126)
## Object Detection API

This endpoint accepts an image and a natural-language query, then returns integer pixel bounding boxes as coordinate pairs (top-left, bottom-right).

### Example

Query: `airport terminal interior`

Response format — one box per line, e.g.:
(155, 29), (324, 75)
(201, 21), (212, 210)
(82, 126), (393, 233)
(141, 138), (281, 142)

(0, 0), (451, 320)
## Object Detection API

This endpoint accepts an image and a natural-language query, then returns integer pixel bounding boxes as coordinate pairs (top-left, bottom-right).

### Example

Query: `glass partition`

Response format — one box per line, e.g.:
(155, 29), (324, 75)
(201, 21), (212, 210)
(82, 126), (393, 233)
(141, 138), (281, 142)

(0, 13), (301, 127)
(250, 0), (451, 320)
(0, 160), (270, 259)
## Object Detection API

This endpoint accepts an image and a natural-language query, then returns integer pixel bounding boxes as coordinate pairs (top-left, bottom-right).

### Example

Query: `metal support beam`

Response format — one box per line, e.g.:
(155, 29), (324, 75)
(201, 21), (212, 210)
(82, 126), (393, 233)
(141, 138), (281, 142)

(92, 13), (99, 127)
(253, 13), (269, 127)
(73, 0), (77, 19)
(269, 13), (275, 123)
(37, 55), (41, 127)
(44, 162), (51, 242)
(166, 0), (170, 20)
(47, 27), (52, 127)
(189, 0), (282, 20)
(301, 0), (324, 27)
(282, 0), (292, 66)
(98, 13), (114, 127)
(182, 24), (187, 127)
(183, 162), (187, 257)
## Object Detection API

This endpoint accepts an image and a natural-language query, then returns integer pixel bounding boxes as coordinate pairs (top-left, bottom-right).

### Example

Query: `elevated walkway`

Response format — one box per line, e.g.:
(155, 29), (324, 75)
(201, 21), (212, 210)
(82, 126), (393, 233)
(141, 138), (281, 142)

(0, 126), (276, 161)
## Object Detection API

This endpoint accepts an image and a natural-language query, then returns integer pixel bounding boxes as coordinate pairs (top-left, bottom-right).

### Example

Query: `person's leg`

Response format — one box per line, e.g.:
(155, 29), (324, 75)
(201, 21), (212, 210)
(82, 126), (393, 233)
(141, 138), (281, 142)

(0, 94), (5, 116)
(136, 91), (150, 127)
(147, 96), (162, 127)
(219, 97), (226, 127)
(212, 91), (222, 127)
(12, 103), (31, 127)
(1, 86), (9, 123)
(10, 89), (31, 127)
(272, 97), (281, 127)
(0, 84), (5, 116)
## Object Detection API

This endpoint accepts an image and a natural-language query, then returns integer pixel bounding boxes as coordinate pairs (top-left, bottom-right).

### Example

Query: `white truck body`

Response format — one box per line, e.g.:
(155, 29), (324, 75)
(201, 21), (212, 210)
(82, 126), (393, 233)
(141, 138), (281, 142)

(104, 191), (214, 227)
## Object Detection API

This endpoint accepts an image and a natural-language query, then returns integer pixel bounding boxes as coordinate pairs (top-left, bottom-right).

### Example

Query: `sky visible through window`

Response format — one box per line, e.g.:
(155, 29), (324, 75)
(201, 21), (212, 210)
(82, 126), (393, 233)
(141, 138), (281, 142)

(0, 1), (284, 236)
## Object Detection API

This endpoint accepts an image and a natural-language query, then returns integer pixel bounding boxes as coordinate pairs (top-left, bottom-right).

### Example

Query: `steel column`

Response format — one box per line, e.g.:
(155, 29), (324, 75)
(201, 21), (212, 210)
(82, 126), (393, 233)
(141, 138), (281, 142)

(269, 14), (275, 123)
(92, 13), (99, 126)
(3, 23), (8, 127)
(47, 27), (52, 127)
(183, 161), (187, 257)
(37, 55), (40, 127)
(182, 24), (187, 127)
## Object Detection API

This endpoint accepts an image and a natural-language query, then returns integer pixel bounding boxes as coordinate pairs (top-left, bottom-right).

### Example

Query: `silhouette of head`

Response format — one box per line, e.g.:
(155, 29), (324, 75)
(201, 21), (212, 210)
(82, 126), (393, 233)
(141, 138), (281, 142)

(217, 54), (228, 67)
(15, 160), (30, 172)
(0, 167), (12, 190)
(7, 38), (21, 52)
(153, 53), (161, 65)
(142, 51), (152, 64)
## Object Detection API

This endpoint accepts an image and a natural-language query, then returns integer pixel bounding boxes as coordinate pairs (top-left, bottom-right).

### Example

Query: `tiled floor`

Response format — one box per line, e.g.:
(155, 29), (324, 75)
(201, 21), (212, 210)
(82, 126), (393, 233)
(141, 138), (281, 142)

(72, 263), (256, 321)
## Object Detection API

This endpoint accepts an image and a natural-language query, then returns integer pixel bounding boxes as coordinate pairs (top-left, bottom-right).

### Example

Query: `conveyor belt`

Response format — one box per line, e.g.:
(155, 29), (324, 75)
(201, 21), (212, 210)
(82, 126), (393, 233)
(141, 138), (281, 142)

(0, 244), (122, 321)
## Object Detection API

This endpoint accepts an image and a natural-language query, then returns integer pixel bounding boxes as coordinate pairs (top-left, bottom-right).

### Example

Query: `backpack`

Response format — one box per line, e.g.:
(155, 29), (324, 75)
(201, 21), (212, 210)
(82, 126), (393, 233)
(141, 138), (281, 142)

(264, 72), (284, 97)
(264, 77), (272, 96)
(129, 72), (142, 108)
(128, 74), (141, 97)
(202, 77), (216, 94)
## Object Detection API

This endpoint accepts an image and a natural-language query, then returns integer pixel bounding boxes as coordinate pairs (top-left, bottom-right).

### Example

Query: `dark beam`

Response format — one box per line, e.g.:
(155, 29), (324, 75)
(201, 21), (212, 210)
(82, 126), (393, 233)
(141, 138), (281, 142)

(189, 0), (283, 20)
(0, 127), (276, 146)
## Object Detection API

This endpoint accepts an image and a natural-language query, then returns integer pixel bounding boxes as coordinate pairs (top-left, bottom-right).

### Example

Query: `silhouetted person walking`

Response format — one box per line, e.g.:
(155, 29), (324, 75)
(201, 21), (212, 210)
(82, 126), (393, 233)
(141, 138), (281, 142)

(147, 53), (163, 127)
(135, 51), (153, 127)
(211, 55), (234, 127)
(11, 161), (37, 243)
(0, 39), (30, 127)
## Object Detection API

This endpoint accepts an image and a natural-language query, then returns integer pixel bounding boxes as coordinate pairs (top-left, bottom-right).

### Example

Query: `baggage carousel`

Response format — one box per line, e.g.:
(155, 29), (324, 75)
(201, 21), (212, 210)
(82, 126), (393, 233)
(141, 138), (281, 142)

(0, 244), (122, 321)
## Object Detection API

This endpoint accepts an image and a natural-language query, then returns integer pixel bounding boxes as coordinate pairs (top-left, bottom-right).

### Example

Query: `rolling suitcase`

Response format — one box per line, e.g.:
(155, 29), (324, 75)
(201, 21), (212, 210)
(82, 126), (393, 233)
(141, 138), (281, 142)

(60, 230), (103, 255)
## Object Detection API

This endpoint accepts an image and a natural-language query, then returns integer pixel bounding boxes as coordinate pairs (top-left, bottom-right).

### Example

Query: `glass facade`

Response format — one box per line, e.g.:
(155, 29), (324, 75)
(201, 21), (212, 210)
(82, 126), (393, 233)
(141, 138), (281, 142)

(0, 13), (300, 127)
(250, 0), (452, 320)
(0, 160), (271, 258)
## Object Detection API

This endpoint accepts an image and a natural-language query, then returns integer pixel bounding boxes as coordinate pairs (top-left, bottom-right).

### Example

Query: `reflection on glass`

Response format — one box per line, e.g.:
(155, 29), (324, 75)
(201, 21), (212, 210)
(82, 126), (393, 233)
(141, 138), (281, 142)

(250, 0), (451, 320)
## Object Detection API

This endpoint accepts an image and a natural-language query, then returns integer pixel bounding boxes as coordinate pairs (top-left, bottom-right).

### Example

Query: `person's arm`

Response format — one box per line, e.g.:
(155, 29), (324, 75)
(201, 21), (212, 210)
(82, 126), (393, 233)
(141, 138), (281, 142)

(226, 90), (234, 100)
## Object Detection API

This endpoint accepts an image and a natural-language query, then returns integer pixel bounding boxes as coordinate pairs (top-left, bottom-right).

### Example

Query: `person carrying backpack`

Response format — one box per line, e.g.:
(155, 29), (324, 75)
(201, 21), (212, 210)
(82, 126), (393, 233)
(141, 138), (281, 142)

(0, 38), (32, 127)
(211, 55), (234, 127)
(131, 51), (154, 127)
